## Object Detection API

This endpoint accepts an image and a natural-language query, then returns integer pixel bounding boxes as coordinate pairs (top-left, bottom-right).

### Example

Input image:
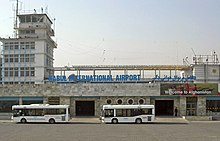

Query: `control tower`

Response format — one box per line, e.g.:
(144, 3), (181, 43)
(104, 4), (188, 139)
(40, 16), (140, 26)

(0, 10), (57, 84)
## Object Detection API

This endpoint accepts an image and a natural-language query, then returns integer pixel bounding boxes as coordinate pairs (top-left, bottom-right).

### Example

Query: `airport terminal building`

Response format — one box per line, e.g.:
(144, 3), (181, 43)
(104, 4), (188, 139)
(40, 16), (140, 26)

(0, 12), (220, 120)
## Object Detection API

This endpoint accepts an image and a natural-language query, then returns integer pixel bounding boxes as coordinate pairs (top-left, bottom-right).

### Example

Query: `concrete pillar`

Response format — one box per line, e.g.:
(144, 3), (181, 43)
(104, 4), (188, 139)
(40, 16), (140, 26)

(70, 98), (75, 117)
(197, 97), (206, 116)
(95, 98), (101, 117)
(43, 97), (48, 104)
(145, 97), (151, 105)
(150, 98), (155, 105)
(179, 97), (186, 116)
(60, 97), (70, 105)
(174, 98), (180, 116)
(19, 97), (22, 105)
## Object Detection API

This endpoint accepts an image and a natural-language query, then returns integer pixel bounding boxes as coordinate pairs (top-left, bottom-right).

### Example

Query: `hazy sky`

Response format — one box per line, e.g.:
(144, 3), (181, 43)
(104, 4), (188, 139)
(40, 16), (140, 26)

(1, 0), (220, 66)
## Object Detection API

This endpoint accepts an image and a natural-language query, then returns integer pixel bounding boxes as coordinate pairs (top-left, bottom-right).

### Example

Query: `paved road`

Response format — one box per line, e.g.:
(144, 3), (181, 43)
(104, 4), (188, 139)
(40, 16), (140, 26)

(0, 122), (219, 141)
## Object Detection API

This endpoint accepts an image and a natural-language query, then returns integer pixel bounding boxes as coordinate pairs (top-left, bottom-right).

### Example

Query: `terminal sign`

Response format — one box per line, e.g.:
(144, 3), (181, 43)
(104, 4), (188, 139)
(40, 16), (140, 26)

(48, 74), (141, 82)
(152, 75), (196, 82)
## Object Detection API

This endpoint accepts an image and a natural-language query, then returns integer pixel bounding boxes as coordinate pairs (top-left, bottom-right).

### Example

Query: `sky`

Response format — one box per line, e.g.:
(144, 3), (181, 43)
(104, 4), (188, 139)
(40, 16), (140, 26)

(0, 0), (220, 66)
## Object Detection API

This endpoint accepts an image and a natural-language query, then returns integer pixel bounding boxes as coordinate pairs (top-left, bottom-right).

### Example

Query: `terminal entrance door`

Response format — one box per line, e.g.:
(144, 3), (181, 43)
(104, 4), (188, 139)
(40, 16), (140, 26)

(155, 100), (174, 116)
(75, 101), (95, 116)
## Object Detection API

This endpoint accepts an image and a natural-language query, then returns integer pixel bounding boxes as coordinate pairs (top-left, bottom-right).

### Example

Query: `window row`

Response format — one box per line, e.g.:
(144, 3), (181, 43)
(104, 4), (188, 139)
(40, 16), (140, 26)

(19, 15), (44, 23)
(106, 98), (145, 105)
(13, 109), (66, 117)
(4, 70), (35, 77)
(0, 100), (43, 113)
(4, 67), (35, 77)
(206, 100), (220, 112)
(4, 82), (35, 85)
(4, 42), (35, 50)
(104, 109), (152, 117)
(4, 67), (35, 71)
(4, 54), (35, 63)
(19, 30), (35, 34)
(46, 56), (53, 67)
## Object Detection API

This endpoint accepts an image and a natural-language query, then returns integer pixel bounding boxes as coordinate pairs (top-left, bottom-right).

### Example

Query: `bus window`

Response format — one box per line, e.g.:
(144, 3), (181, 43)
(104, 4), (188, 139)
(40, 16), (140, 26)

(104, 109), (114, 117)
(142, 109), (152, 115)
(35, 109), (44, 116)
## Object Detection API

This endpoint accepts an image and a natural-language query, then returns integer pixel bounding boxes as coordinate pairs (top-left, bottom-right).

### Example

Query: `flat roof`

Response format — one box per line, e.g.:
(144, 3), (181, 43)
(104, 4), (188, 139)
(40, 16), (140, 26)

(52, 65), (190, 71)
(12, 104), (69, 109)
(18, 13), (53, 24)
(103, 105), (154, 109)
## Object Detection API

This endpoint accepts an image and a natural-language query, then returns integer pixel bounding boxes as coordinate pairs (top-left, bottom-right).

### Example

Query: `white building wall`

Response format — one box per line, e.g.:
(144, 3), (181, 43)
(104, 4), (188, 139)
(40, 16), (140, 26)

(193, 64), (220, 83)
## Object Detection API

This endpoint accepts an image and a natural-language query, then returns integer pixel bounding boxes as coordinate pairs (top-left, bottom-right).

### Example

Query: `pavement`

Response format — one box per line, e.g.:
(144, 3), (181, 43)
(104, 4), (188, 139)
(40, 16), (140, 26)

(154, 116), (189, 124)
(0, 116), (190, 124)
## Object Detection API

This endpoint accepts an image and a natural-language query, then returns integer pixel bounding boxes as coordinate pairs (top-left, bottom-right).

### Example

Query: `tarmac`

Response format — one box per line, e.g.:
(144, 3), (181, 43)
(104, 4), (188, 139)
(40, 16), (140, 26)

(0, 116), (190, 124)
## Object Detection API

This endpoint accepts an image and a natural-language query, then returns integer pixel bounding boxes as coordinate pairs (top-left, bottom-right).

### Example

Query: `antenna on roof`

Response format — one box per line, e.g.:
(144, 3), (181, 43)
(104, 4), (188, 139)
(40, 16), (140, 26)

(191, 48), (197, 64)
(10, 0), (19, 37)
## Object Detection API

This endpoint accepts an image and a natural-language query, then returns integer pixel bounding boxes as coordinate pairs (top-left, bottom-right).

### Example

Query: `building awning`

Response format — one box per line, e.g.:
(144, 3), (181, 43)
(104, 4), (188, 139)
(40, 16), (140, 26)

(0, 97), (19, 101)
(206, 96), (220, 100)
(22, 96), (43, 101)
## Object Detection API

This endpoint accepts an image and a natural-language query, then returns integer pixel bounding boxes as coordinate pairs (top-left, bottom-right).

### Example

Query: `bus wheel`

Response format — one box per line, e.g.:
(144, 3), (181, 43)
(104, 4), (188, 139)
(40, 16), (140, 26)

(20, 118), (27, 123)
(135, 118), (142, 124)
(49, 118), (55, 124)
(112, 118), (118, 124)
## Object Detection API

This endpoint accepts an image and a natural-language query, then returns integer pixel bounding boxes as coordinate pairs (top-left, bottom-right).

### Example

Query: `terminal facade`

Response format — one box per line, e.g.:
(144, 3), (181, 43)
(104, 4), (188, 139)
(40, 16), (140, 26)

(0, 11), (220, 120)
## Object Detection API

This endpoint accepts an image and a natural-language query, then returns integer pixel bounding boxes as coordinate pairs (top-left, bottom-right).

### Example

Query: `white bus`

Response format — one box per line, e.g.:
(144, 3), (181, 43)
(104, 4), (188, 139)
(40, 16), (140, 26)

(12, 104), (69, 123)
(101, 105), (155, 124)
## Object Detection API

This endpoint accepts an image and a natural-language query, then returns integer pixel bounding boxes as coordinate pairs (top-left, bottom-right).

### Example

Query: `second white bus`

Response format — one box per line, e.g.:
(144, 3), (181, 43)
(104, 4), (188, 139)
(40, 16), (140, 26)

(101, 105), (155, 124)
(12, 104), (69, 123)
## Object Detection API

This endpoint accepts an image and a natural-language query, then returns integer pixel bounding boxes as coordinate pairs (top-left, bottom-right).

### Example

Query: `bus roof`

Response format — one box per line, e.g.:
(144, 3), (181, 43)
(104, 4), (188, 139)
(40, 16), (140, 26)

(103, 105), (154, 109)
(12, 104), (69, 109)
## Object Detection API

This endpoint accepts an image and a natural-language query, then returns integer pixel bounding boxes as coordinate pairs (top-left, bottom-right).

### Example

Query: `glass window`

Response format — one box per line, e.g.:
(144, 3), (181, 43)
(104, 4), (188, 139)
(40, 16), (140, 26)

(35, 109), (44, 116)
(15, 58), (19, 62)
(14, 45), (19, 49)
(106, 99), (112, 104)
(9, 58), (13, 63)
(5, 58), (9, 63)
(25, 58), (29, 62)
(20, 58), (24, 62)
(26, 16), (31, 22)
(19, 17), (25, 23)
(32, 16), (37, 22)
(117, 99), (123, 105)
(14, 71), (18, 76)
(10, 45), (13, 50)
(0, 100), (19, 113)
(104, 109), (114, 117)
(44, 109), (65, 115)
(9, 71), (13, 77)
(20, 71), (24, 76)
(4, 45), (9, 50)
(26, 71), (29, 76)
(116, 109), (123, 117)
(138, 99), (145, 105)
(31, 71), (35, 76)
(186, 97), (197, 116)
(4, 71), (8, 77)
(206, 100), (220, 112)
(127, 99), (134, 105)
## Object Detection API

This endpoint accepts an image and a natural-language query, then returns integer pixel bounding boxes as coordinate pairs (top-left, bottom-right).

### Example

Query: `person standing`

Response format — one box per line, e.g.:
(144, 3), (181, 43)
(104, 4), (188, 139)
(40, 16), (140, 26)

(175, 107), (178, 116)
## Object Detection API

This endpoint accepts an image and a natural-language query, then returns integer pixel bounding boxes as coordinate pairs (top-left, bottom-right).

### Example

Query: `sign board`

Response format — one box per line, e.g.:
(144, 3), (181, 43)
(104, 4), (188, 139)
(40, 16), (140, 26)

(152, 75), (196, 82)
(161, 83), (218, 95)
(48, 74), (141, 82)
